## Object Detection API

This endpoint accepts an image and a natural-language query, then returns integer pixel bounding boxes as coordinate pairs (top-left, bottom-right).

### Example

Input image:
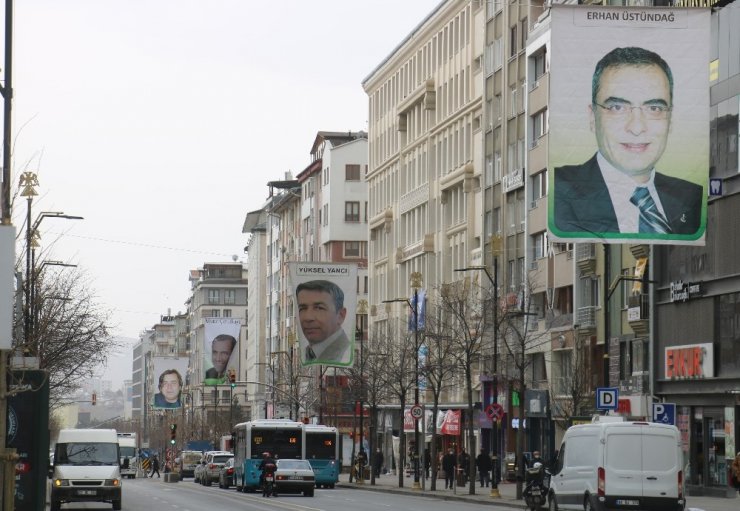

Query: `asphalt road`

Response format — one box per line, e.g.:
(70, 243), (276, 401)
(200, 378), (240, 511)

(47, 476), (523, 511)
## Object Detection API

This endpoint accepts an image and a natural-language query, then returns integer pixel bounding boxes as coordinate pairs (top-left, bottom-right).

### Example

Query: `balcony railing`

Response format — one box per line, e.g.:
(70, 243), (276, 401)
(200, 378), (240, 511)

(576, 306), (596, 329)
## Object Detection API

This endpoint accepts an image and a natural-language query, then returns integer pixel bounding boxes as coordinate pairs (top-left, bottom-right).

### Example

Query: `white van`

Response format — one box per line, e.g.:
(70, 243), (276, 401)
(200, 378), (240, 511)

(548, 421), (685, 511)
(50, 429), (122, 511)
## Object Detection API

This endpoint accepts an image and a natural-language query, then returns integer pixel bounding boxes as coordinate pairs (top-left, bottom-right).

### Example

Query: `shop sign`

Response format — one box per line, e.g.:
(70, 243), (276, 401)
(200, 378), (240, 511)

(669, 280), (702, 302)
(665, 342), (714, 379)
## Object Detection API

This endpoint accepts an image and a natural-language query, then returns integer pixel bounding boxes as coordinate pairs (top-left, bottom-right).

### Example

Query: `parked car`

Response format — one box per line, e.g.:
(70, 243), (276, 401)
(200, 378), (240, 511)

(179, 450), (203, 478)
(200, 451), (233, 486)
(273, 459), (315, 497)
(218, 458), (235, 489)
(193, 454), (207, 484)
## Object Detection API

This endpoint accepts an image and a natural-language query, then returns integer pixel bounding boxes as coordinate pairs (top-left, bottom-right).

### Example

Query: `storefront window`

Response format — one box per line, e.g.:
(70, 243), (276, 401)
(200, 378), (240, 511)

(693, 408), (726, 487)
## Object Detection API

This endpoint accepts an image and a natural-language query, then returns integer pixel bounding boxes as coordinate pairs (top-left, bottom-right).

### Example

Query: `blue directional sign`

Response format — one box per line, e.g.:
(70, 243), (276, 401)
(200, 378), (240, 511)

(652, 403), (676, 426)
(596, 387), (619, 410)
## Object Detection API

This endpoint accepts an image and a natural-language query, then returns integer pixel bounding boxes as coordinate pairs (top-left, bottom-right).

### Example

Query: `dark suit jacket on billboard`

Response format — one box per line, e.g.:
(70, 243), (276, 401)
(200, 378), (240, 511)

(553, 154), (702, 236)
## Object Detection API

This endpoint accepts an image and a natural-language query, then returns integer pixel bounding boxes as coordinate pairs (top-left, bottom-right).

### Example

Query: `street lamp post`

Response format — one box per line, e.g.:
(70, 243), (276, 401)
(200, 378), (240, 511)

(383, 272), (423, 491)
(28, 211), (83, 347)
(356, 299), (368, 484)
(455, 264), (501, 498)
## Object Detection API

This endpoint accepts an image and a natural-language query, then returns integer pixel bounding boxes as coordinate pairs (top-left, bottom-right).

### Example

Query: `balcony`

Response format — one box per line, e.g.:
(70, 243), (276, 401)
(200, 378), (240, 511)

(627, 294), (649, 336)
(576, 243), (596, 275)
(576, 306), (596, 333)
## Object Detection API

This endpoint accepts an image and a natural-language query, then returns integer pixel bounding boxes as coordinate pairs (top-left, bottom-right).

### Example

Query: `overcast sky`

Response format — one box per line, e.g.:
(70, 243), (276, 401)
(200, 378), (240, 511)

(9, 1), (440, 385)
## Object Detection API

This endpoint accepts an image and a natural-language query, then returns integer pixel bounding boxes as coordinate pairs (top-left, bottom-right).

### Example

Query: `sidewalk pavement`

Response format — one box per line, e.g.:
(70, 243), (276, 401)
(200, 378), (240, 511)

(338, 473), (739, 511)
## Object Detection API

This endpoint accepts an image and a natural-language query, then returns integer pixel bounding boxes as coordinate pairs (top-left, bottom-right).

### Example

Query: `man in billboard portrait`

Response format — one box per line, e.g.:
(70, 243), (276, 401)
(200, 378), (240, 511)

(153, 369), (183, 408)
(297, 279), (351, 365)
(553, 46), (702, 236)
(205, 333), (236, 381)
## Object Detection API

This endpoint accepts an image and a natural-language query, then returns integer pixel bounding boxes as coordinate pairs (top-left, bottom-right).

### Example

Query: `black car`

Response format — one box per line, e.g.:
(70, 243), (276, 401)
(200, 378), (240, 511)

(218, 458), (235, 489)
(273, 459), (315, 497)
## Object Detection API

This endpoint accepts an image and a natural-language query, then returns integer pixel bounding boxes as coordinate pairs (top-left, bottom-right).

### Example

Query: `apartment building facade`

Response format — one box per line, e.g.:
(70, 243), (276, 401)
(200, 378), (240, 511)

(363, 0), (486, 450)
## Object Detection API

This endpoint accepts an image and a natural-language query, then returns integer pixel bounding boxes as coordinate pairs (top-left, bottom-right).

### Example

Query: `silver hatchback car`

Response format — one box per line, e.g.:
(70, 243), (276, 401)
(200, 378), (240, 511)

(199, 451), (233, 486)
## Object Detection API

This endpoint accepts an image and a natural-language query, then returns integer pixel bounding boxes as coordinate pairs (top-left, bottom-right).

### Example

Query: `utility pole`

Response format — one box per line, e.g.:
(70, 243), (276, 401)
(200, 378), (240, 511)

(0, 0), (17, 509)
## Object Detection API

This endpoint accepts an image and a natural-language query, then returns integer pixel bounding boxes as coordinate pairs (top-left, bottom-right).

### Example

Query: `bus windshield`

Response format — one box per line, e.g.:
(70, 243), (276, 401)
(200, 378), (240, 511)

(306, 432), (336, 459)
(250, 428), (302, 459)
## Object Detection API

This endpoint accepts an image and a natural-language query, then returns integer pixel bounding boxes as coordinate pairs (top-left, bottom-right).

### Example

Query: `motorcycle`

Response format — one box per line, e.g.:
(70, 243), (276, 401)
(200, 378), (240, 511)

(262, 472), (275, 497)
(523, 462), (548, 511)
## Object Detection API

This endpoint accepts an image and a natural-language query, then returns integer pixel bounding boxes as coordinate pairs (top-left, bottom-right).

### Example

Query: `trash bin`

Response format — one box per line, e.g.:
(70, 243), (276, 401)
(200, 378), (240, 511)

(456, 468), (466, 487)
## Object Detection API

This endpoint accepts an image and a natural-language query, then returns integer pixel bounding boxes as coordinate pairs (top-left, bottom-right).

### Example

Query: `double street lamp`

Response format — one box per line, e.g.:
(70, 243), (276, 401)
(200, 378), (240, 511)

(25, 209), (83, 348)
(383, 271), (423, 491)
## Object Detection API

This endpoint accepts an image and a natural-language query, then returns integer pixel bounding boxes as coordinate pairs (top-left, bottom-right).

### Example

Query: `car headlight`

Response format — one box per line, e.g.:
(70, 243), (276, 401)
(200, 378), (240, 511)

(53, 479), (69, 487)
(105, 479), (121, 487)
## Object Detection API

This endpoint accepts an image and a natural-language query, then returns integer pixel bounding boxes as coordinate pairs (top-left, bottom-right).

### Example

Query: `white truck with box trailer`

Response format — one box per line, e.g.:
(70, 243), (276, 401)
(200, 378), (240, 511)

(117, 432), (139, 478)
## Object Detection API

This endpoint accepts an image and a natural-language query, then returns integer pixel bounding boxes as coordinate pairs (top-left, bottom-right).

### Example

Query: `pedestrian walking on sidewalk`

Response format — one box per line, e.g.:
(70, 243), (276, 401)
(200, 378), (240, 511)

(476, 448), (492, 487)
(442, 449), (456, 489)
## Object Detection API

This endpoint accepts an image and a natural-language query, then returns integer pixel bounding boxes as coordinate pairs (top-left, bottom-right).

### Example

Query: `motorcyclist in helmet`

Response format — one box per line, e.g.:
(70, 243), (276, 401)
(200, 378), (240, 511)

(258, 451), (277, 496)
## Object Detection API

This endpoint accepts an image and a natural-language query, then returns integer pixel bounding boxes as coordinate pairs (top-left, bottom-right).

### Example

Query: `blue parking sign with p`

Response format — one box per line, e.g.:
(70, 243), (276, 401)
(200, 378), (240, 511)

(653, 403), (676, 425)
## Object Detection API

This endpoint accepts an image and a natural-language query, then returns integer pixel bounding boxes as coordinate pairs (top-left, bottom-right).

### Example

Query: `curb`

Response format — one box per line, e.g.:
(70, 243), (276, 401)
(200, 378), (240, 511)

(336, 482), (528, 509)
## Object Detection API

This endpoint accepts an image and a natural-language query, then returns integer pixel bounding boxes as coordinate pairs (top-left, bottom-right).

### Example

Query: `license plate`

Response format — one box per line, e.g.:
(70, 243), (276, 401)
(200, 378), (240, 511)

(616, 499), (639, 506)
(77, 490), (96, 496)
(265, 475), (274, 482)
(530, 490), (541, 496)
(288, 475), (303, 480)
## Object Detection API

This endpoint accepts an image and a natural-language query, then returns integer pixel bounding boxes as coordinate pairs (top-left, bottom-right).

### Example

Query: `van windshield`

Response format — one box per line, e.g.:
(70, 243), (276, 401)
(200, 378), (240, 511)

(56, 442), (119, 466)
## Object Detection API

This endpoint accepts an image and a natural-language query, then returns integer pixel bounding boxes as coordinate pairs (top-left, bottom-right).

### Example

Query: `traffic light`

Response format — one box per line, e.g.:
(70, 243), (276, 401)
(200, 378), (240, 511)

(169, 424), (177, 445)
(229, 370), (236, 389)
(91, 392), (96, 406)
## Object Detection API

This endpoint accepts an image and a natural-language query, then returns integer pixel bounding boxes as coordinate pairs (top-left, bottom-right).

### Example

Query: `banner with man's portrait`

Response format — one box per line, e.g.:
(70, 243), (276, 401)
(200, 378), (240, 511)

(203, 317), (240, 386)
(152, 357), (189, 409)
(287, 262), (358, 368)
(547, 6), (709, 245)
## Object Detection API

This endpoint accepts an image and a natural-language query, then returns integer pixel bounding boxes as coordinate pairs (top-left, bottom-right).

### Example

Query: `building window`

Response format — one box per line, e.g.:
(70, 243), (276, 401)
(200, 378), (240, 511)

(345, 201), (360, 222)
(344, 241), (361, 257)
(208, 289), (220, 305)
(509, 24), (517, 57)
(533, 49), (547, 81)
(346, 164), (361, 181)
(224, 289), (235, 305)
(223, 309), (232, 318)
(532, 109), (548, 141)
(532, 231), (547, 260)
(531, 170), (547, 203)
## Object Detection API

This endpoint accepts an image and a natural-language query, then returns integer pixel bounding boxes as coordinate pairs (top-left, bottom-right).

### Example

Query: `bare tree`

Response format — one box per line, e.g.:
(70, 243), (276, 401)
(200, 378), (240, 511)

(420, 304), (459, 491)
(345, 328), (391, 484)
(434, 277), (492, 495)
(548, 333), (596, 432)
(375, 319), (416, 488)
(499, 289), (550, 500)
(29, 267), (119, 408)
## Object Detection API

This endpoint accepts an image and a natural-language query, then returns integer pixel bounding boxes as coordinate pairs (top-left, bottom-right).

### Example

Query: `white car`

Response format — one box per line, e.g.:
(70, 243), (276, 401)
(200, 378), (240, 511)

(199, 451), (233, 486)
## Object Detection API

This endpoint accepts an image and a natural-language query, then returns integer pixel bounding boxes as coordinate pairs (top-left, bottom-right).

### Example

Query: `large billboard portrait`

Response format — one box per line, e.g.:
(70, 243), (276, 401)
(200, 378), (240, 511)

(203, 317), (240, 385)
(548, 6), (709, 245)
(152, 357), (189, 409)
(288, 262), (358, 368)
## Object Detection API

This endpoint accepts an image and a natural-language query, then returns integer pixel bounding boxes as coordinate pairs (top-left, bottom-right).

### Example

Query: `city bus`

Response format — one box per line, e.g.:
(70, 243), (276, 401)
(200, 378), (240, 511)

(232, 419), (305, 492)
(305, 424), (340, 488)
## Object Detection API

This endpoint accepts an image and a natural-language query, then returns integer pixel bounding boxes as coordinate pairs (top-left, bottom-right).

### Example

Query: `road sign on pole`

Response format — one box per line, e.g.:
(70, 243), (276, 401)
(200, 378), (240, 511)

(485, 403), (504, 422)
(410, 404), (423, 421)
(652, 403), (676, 425)
(596, 387), (619, 410)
